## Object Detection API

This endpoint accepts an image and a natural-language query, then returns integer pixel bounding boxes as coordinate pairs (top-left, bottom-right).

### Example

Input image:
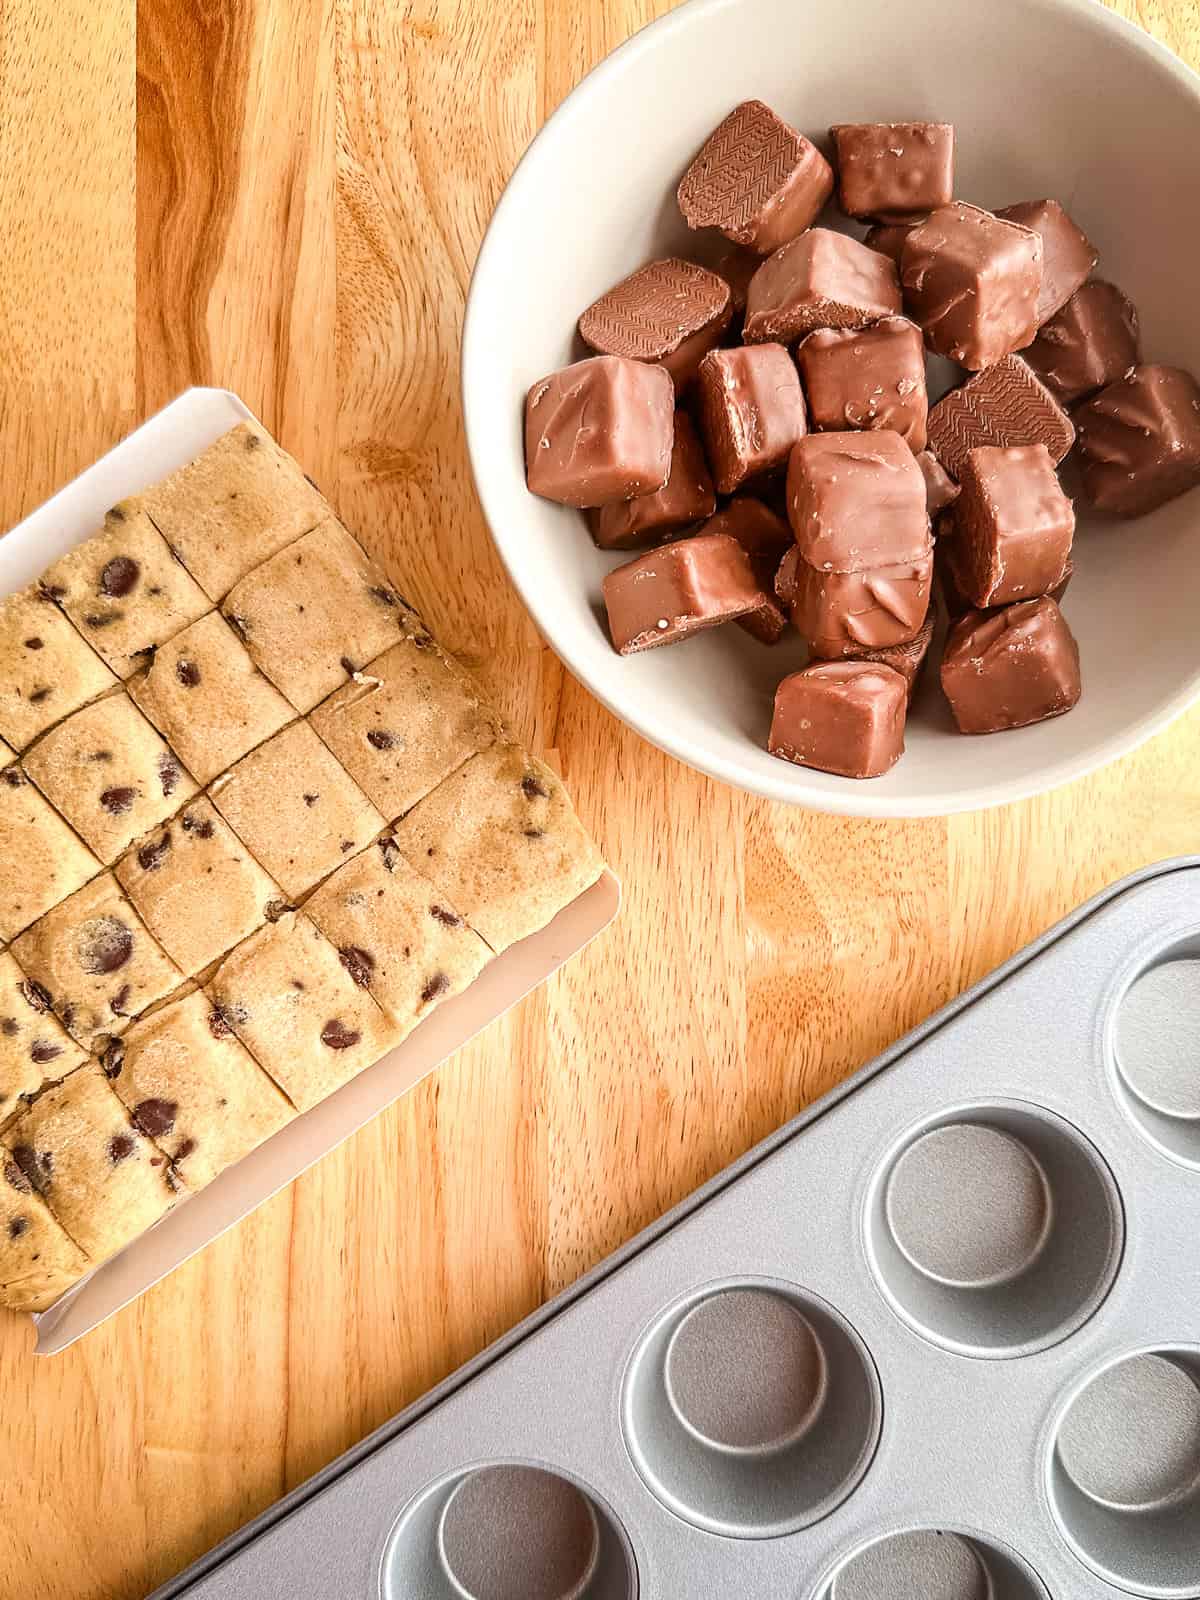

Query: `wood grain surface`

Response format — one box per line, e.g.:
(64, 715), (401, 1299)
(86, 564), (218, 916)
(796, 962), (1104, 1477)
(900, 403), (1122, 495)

(1, 1), (1199, 1594)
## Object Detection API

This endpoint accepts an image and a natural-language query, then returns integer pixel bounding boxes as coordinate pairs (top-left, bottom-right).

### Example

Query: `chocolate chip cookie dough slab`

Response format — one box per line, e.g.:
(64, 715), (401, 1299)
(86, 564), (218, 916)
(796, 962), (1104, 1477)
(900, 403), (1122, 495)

(0, 761), (100, 941)
(41, 501), (210, 678)
(0, 1156), (91, 1312)
(11, 873), (182, 1049)
(208, 912), (401, 1112)
(0, 949), (88, 1127)
(1, 1065), (181, 1265)
(0, 583), (117, 751)
(22, 692), (197, 864)
(104, 989), (294, 1190)
(392, 745), (605, 952)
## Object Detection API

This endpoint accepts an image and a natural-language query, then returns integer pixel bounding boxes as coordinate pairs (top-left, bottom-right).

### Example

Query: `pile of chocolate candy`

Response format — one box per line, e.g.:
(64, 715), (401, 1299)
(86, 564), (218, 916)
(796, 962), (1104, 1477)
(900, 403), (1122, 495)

(523, 102), (1200, 780)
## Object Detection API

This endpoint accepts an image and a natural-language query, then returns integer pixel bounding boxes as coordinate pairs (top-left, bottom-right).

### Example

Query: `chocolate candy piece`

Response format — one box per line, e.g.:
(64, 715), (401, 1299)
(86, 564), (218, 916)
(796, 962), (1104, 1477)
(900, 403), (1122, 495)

(901, 202), (1043, 369)
(863, 223), (916, 266)
(578, 258), (732, 390)
(850, 613), (934, 696)
(744, 229), (902, 345)
(787, 430), (930, 572)
(1023, 280), (1140, 406)
(796, 316), (928, 450)
(941, 596), (1080, 734)
(525, 355), (674, 507)
(677, 100), (834, 256)
(830, 122), (954, 223)
(602, 533), (766, 654)
(589, 412), (716, 549)
(769, 660), (907, 778)
(951, 444), (1074, 607)
(696, 344), (806, 494)
(939, 536), (1073, 622)
(916, 449), (960, 514)
(927, 355), (1075, 478)
(1074, 365), (1200, 517)
(700, 497), (792, 644)
(777, 545), (932, 658)
(995, 199), (1097, 326)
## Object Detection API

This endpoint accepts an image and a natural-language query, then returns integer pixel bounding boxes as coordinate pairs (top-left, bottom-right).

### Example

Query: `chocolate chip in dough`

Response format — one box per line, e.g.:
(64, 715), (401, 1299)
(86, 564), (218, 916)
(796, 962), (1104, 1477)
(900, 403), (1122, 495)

(420, 972), (450, 1004)
(8, 1216), (29, 1240)
(320, 1019), (361, 1050)
(99, 556), (140, 598)
(107, 1133), (135, 1164)
(100, 785), (137, 815)
(137, 831), (172, 872)
(366, 730), (396, 750)
(521, 775), (548, 799)
(29, 1040), (63, 1064)
(133, 1098), (177, 1138)
(175, 659), (201, 688)
(78, 916), (134, 975)
(338, 946), (375, 988)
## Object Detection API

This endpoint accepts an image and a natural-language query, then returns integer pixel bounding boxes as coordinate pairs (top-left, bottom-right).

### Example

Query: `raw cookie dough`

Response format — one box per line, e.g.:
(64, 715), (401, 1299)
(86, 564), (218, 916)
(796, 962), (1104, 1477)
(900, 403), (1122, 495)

(305, 838), (491, 1029)
(0, 949), (88, 1127)
(11, 873), (182, 1049)
(0, 1152), (91, 1311)
(22, 692), (197, 864)
(103, 988), (294, 1189)
(209, 720), (384, 900)
(128, 610), (294, 784)
(208, 911), (400, 1111)
(0, 761), (100, 941)
(309, 631), (503, 820)
(114, 797), (284, 976)
(1, 1064), (181, 1264)
(41, 500), (210, 678)
(140, 422), (330, 600)
(392, 744), (605, 953)
(221, 519), (412, 712)
(0, 583), (117, 751)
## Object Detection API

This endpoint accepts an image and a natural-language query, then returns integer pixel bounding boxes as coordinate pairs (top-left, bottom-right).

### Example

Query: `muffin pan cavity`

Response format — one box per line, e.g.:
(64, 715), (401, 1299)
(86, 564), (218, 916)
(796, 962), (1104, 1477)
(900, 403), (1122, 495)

(381, 1462), (636, 1600)
(818, 1528), (1049, 1600)
(865, 1101), (1123, 1357)
(620, 1280), (880, 1538)
(1112, 946), (1200, 1168)
(1047, 1346), (1200, 1597)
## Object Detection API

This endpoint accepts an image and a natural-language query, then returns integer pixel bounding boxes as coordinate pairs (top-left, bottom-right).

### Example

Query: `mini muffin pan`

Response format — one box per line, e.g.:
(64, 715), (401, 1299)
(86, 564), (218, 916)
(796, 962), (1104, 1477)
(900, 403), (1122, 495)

(152, 859), (1200, 1600)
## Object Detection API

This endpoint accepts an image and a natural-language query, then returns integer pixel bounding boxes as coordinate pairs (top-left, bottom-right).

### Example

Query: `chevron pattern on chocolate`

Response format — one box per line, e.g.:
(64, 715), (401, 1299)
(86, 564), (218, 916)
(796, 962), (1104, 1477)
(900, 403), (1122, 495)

(927, 356), (1075, 477)
(677, 99), (801, 233)
(578, 258), (730, 360)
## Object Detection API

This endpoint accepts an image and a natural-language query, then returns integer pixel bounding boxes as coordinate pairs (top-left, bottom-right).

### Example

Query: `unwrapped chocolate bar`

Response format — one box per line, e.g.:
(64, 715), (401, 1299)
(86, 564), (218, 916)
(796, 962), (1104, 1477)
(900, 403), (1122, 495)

(927, 355), (1075, 478)
(578, 258), (732, 390)
(525, 356), (674, 507)
(831, 122), (954, 222)
(589, 411), (716, 549)
(940, 596), (1081, 734)
(744, 229), (902, 345)
(1023, 280), (1140, 407)
(769, 660), (907, 777)
(787, 430), (930, 572)
(951, 444), (1074, 608)
(696, 344), (807, 494)
(1074, 365), (1200, 517)
(700, 498), (792, 644)
(995, 199), (1097, 327)
(796, 316), (928, 450)
(777, 545), (932, 658)
(901, 202), (1042, 369)
(601, 532), (766, 654)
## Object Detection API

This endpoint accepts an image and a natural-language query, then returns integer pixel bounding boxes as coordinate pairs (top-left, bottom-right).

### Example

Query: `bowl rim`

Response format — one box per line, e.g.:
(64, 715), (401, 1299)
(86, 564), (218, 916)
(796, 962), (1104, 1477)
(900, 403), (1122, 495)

(461, 0), (1200, 817)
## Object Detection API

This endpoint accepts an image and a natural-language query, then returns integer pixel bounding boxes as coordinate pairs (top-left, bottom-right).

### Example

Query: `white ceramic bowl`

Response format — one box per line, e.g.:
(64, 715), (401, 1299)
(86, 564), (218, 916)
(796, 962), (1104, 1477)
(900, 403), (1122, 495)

(463, 0), (1200, 816)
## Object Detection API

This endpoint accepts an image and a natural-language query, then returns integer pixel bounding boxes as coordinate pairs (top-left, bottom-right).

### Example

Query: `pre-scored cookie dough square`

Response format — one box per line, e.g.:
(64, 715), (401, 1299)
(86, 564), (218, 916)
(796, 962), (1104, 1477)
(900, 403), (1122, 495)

(140, 421), (330, 600)
(0, 582), (117, 751)
(128, 610), (294, 784)
(114, 797), (284, 976)
(392, 744), (605, 953)
(104, 988), (294, 1190)
(210, 720), (384, 900)
(11, 872), (182, 1049)
(221, 519), (412, 713)
(309, 631), (504, 820)
(0, 1152), (91, 1311)
(1, 1064), (181, 1264)
(0, 761), (101, 942)
(41, 500), (210, 678)
(22, 692), (198, 864)
(305, 839), (491, 1030)
(0, 949), (88, 1127)
(208, 911), (400, 1111)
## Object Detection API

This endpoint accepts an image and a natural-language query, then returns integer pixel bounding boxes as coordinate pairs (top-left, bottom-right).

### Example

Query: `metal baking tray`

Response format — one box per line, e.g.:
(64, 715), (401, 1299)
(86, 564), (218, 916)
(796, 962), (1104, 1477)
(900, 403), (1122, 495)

(152, 857), (1200, 1599)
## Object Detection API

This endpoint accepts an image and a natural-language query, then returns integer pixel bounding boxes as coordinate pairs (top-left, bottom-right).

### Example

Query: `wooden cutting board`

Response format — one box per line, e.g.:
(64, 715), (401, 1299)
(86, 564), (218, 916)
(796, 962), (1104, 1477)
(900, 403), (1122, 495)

(0, 1), (1198, 1594)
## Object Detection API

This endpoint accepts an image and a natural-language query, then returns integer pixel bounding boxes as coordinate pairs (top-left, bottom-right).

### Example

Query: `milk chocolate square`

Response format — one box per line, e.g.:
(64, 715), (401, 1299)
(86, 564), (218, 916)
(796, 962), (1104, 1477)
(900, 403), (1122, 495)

(578, 258), (732, 390)
(41, 501), (210, 678)
(941, 596), (1081, 734)
(525, 356), (674, 508)
(995, 199), (1097, 326)
(744, 229), (902, 345)
(796, 316), (928, 450)
(696, 344), (806, 494)
(902, 203), (1043, 369)
(602, 532), (766, 654)
(0, 1153), (90, 1311)
(786, 431), (930, 572)
(0, 948), (87, 1127)
(1074, 365), (1200, 517)
(700, 498), (792, 644)
(141, 422), (330, 601)
(831, 122), (954, 222)
(768, 661), (907, 777)
(1023, 281), (1140, 406)
(0, 583), (117, 752)
(589, 412), (716, 550)
(677, 100), (834, 256)
(0, 762), (100, 942)
(927, 355), (1075, 478)
(952, 445), (1074, 607)
(776, 545), (932, 658)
